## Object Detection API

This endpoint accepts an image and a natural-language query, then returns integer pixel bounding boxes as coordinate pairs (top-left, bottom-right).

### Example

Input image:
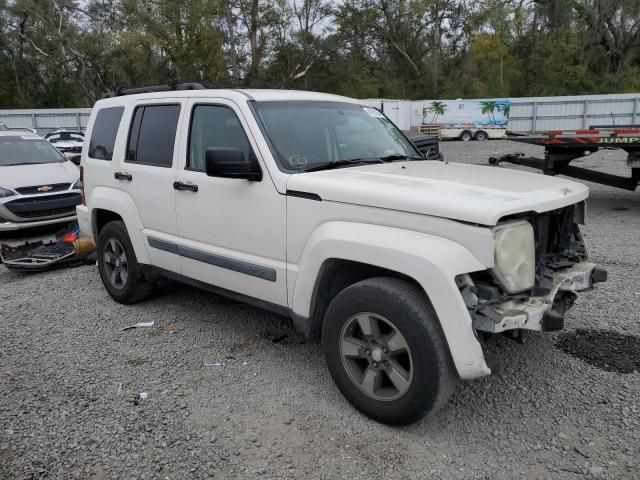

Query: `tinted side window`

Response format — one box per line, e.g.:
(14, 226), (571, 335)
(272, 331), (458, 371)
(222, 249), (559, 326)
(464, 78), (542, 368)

(188, 105), (252, 171)
(126, 105), (180, 167)
(88, 107), (123, 160)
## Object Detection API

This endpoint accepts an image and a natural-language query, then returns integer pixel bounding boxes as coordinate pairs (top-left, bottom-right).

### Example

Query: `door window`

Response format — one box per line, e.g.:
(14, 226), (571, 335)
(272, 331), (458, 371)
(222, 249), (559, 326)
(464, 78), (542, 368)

(126, 105), (180, 167)
(188, 105), (252, 171)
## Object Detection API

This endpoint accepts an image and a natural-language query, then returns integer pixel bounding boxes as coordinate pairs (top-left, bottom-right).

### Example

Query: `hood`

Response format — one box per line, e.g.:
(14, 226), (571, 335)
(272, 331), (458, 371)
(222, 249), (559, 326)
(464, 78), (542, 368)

(0, 161), (79, 190)
(286, 161), (589, 225)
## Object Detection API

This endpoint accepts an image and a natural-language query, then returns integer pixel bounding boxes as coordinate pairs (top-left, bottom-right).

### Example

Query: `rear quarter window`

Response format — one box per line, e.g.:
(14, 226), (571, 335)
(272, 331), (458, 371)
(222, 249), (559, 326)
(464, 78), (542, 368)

(88, 107), (124, 160)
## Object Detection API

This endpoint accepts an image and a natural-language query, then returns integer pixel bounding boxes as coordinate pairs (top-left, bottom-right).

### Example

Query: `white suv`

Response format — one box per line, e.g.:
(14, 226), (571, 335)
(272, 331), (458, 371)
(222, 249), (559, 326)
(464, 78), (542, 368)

(77, 84), (606, 425)
(0, 131), (81, 231)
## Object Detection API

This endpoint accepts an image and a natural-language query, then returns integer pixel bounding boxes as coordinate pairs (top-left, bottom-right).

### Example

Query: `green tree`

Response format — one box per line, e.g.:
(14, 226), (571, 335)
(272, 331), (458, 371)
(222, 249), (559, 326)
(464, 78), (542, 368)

(1, 0), (640, 108)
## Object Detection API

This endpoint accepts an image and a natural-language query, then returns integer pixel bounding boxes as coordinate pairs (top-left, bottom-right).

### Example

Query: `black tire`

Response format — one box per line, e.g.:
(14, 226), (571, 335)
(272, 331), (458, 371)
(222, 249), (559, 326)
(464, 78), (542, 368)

(460, 130), (472, 142)
(97, 220), (153, 304)
(474, 130), (488, 141)
(322, 277), (456, 425)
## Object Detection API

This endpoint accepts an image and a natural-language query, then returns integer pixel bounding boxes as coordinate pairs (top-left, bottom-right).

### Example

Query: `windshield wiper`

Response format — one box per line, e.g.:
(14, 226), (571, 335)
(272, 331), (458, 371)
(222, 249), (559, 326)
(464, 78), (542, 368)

(379, 153), (424, 162)
(304, 158), (384, 172)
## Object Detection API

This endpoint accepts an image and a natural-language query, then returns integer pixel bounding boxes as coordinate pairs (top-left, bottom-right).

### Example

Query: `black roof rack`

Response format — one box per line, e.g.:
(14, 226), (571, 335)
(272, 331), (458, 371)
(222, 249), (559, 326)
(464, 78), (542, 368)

(103, 82), (206, 98)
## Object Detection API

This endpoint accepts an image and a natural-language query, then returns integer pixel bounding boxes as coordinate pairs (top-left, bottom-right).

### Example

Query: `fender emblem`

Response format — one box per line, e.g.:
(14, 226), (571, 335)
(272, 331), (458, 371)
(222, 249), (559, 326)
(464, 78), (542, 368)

(38, 185), (53, 192)
(560, 187), (572, 196)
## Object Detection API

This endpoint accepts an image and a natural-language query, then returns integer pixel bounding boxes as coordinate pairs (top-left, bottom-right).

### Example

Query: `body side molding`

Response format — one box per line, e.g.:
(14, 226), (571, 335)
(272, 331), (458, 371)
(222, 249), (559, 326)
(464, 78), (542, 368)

(147, 237), (277, 282)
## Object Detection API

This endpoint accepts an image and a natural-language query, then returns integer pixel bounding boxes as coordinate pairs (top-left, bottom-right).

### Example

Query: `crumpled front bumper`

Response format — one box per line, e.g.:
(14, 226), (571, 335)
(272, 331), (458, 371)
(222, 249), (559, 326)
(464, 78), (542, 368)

(464, 261), (607, 333)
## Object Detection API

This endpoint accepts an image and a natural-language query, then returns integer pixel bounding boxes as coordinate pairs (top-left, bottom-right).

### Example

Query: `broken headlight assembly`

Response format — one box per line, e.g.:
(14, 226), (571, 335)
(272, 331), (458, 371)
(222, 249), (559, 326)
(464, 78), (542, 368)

(0, 187), (15, 198)
(491, 221), (535, 294)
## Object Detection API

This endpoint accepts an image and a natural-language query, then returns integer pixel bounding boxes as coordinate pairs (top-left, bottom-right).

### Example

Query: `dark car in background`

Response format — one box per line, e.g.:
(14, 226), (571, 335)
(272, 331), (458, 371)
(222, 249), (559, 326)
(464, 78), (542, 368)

(404, 131), (441, 160)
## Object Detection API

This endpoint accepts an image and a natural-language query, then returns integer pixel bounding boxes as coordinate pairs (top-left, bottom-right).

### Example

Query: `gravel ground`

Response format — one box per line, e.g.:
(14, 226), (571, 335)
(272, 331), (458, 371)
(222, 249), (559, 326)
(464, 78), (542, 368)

(1, 140), (639, 480)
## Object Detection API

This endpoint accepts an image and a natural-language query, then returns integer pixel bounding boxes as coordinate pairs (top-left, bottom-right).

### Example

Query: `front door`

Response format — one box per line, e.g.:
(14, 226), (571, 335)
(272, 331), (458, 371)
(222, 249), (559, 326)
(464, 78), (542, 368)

(173, 99), (287, 306)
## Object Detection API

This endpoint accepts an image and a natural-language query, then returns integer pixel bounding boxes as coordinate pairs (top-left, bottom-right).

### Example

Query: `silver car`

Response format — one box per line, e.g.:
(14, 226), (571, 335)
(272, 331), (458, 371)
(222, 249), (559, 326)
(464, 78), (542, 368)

(0, 131), (81, 232)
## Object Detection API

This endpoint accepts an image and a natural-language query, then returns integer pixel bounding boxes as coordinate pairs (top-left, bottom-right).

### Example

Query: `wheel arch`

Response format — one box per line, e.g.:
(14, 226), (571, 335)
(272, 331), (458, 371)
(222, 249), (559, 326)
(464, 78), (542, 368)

(93, 209), (123, 238)
(306, 258), (421, 340)
(88, 187), (150, 264)
(290, 221), (491, 379)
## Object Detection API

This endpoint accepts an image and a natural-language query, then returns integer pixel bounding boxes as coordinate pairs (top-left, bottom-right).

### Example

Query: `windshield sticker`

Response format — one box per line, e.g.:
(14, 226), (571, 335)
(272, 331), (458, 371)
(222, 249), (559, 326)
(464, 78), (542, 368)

(288, 154), (308, 169)
(363, 107), (385, 118)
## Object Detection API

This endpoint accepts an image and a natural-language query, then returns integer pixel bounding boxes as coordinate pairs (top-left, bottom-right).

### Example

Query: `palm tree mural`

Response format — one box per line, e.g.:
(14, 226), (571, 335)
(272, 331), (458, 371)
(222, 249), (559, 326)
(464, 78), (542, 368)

(480, 101), (498, 124)
(422, 101), (447, 124)
(497, 102), (510, 119)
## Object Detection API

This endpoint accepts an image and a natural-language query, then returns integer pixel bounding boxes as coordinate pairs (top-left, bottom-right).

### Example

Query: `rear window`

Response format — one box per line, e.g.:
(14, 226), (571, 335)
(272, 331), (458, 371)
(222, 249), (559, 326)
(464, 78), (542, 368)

(126, 105), (180, 167)
(88, 107), (123, 160)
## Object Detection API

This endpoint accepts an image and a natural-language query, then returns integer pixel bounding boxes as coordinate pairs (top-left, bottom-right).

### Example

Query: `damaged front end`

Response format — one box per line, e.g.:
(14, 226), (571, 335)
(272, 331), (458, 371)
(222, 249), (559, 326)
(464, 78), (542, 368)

(459, 202), (607, 335)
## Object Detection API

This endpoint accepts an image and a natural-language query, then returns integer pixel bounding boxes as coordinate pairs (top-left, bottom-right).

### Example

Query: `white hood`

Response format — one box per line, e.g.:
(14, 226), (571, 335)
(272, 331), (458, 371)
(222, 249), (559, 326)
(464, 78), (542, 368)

(286, 162), (588, 225)
(1, 161), (79, 190)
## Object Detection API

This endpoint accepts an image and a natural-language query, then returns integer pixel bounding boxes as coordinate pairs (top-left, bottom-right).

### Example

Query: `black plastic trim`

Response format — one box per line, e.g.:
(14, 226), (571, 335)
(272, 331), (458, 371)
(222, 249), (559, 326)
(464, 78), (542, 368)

(286, 190), (322, 201)
(147, 237), (276, 282)
(103, 83), (206, 98)
(147, 237), (178, 254)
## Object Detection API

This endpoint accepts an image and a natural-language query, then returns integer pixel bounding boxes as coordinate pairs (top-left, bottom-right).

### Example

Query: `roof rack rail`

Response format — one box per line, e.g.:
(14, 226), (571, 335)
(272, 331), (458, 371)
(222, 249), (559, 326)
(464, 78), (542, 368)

(103, 82), (206, 98)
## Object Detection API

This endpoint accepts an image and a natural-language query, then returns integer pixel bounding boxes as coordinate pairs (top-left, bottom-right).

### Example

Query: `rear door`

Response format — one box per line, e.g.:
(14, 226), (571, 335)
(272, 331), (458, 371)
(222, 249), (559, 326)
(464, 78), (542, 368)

(114, 100), (186, 273)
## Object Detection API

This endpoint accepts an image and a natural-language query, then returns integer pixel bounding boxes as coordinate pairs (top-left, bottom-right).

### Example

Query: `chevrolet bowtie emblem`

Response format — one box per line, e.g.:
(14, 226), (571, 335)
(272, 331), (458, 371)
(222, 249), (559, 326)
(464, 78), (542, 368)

(38, 185), (53, 192)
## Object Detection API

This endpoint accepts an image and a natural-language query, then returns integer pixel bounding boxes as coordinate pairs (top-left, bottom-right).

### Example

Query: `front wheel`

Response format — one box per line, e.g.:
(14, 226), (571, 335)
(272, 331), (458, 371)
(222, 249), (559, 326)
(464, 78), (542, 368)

(460, 130), (472, 142)
(322, 277), (456, 425)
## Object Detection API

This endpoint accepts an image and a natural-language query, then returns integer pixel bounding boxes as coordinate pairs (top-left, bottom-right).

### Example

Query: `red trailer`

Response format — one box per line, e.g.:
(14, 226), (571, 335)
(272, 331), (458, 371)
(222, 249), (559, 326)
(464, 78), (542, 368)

(489, 129), (640, 190)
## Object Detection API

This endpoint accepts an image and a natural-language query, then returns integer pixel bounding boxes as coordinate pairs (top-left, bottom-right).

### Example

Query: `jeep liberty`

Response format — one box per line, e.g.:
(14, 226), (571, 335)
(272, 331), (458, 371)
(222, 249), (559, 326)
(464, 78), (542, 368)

(77, 84), (606, 425)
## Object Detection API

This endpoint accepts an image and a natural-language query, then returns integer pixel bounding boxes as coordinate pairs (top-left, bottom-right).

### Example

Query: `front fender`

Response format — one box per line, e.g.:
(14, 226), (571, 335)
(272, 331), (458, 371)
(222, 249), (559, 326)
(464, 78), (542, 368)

(88, 186), (150, 264)
(291, 221), (491, 379)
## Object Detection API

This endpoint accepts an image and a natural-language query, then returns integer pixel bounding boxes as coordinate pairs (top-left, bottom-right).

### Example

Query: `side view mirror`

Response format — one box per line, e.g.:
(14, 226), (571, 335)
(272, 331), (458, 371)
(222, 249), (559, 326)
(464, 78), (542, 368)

(205, 148), (262, 181)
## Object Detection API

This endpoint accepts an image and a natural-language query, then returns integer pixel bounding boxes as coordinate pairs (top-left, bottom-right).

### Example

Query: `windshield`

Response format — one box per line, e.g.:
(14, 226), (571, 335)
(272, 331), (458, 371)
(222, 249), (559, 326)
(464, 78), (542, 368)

(0, 136), (66, 166)
(252, 101), (421, 172)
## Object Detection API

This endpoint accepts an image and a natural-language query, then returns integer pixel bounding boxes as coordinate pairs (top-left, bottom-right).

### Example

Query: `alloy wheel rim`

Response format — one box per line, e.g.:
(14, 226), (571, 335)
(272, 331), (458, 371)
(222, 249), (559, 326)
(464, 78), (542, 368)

(103, 238), (128, 290)
(339, 312), (414, 402)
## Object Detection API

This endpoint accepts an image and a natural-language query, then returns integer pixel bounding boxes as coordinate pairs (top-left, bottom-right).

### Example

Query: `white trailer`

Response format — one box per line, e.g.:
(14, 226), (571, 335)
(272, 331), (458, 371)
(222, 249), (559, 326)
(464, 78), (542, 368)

(440, 125), (508, 141)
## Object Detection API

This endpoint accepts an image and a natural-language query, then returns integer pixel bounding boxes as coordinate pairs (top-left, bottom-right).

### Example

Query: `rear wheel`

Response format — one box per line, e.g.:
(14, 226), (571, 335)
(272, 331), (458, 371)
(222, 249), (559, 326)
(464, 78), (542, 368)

(97, 220), (153, 304)
(322, 277), (456, 425)
(474, 130), (488, 141)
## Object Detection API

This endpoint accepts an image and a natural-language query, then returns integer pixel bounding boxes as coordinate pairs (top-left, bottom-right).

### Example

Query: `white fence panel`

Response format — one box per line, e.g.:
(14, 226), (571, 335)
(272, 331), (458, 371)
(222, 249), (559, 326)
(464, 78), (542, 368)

(370, 93), (640, 133)
(0, 108), (92, 132)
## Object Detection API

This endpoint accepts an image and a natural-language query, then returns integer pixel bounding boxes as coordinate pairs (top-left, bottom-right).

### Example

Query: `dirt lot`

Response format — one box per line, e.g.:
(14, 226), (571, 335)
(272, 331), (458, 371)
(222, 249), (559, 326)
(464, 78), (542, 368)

(1, 140), (639, 480)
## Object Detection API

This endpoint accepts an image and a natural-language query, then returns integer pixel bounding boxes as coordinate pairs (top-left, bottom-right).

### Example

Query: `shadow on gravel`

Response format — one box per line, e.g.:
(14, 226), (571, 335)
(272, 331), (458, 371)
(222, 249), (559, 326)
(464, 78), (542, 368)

(556, 328), (640, 373)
